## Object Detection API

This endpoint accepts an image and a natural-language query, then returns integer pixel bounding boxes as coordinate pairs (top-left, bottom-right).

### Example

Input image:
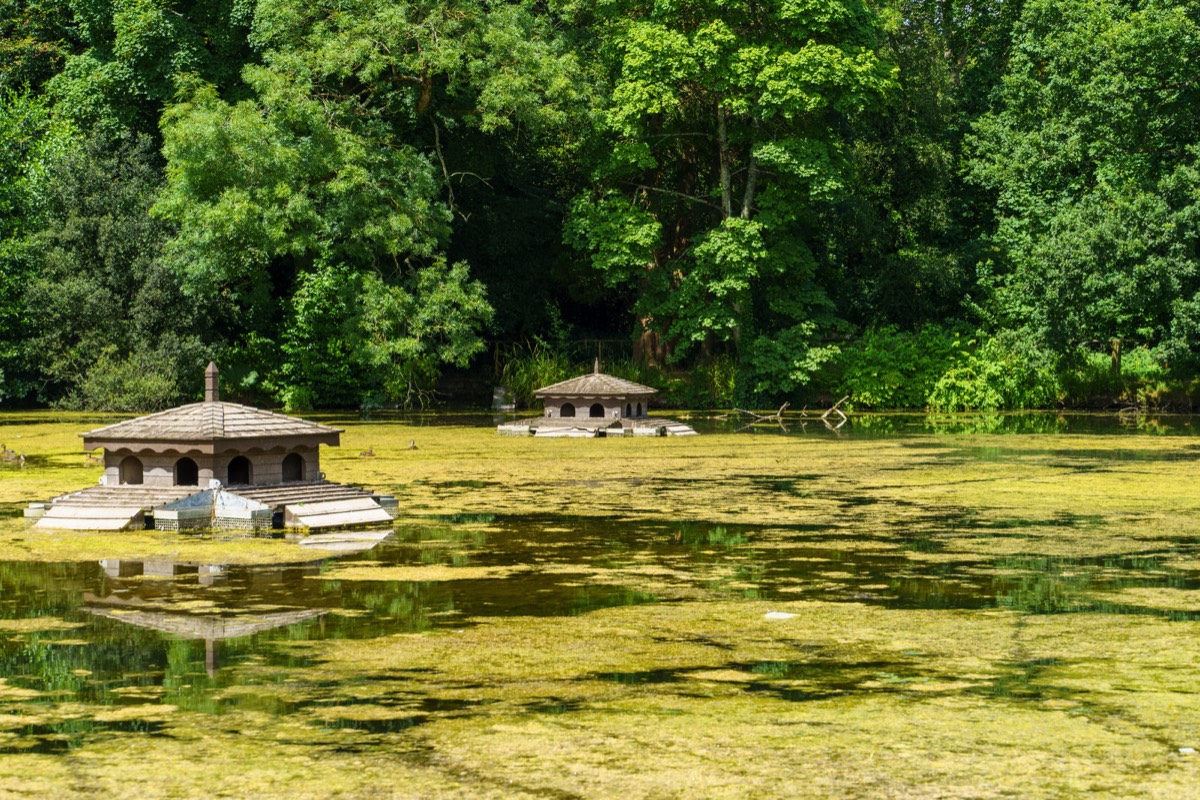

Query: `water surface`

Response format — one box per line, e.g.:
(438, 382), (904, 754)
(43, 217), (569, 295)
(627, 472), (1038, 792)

(0, 413), (1197, 797)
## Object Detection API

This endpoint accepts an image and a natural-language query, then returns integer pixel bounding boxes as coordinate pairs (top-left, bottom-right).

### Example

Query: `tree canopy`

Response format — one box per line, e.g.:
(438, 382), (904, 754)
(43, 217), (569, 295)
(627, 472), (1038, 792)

(2, 0), (1199, 411)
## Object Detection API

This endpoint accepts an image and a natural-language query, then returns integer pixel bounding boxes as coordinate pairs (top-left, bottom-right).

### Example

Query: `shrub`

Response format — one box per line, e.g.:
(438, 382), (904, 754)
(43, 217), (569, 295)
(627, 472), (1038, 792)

(835, 324), (970, 409)
(73, 348), (189, 412)
(693, 353), (737, 408)
(499, 341), (581, 407)
(1060, 345), (1170, 408)
(927, 330), (1062, 412)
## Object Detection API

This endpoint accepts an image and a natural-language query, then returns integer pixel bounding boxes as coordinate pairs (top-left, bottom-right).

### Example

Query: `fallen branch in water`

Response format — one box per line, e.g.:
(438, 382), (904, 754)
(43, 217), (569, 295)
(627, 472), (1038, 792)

(821, 396), (849, 431)
(726, 402), (790, 422)
(821, 395), (849, 421)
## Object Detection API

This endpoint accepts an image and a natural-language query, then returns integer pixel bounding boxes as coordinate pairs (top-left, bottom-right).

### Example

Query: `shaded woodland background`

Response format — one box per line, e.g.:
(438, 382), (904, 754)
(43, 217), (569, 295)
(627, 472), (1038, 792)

(2, 0), (1199, 412)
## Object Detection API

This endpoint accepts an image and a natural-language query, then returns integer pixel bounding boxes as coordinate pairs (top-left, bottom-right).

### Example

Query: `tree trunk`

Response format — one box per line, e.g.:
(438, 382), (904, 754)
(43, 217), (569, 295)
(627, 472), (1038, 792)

(740, 119), (759, 219)
(718, 105), (732, 219)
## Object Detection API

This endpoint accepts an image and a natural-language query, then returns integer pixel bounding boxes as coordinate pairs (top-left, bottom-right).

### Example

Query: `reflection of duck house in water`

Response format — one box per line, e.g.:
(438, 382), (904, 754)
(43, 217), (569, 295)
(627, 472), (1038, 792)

(497, 360), (697, 438)
(82, 558), (335, 677)
(25, 363), (398, 532)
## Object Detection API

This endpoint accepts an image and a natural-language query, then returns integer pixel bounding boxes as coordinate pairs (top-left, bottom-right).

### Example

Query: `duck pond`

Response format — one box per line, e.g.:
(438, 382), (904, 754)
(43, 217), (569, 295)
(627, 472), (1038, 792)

(0, 410), (1197, 798)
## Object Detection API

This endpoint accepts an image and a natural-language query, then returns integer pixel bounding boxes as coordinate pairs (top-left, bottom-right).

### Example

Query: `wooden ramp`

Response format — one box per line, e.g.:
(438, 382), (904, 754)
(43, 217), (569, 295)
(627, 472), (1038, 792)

(35, 505), (145, 531)
(49, 485), (198, 508)
(664, 423), (698, 436)
(284, 497), (394, 529)
(234, 481), (376, 506)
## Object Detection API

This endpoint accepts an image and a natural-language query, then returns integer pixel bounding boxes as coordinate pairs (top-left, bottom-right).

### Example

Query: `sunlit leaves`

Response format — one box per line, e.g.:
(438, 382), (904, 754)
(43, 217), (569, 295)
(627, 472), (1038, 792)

(47, 0), (253, 134)
(970, 0), (1200, 358)
(564, 190), (660, 279)
(570, 0), (894, 399)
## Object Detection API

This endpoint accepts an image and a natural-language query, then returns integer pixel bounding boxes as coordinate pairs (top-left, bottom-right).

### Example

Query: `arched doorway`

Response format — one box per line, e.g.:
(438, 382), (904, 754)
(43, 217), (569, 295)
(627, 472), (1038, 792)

(625, 403), (632, 417)
(589, 403), (605, 418)
(560, 403), (576, 418)
(175, 457), (199, 486)
(636, 402), (642, 417)
(119, 456), (143, 485)
(282, 453), (304, 482)
(227, 456), (252, 485)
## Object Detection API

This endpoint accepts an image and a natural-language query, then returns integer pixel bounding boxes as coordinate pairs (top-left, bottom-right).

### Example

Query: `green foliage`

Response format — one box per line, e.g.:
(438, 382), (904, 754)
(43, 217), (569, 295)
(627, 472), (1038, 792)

(928, 330), (1063, 412)
(834, 325), (970, 409)
(970, 0), (1200, 355)
(157, 80), (448, 329)
(8, 0), (1200, 412)
(0, 0), (80, 91)
(692, 354), (738, 408)
(499, 342), (580, 407)
(275, 260), (492, 410)
(1059, 345), (1174, 409)
(567, 0), (897, 401)
(358, 260), (493, 408)
(46, 0), (253, 136)
(275, 263), (366, 410)
(827, 0), (1019, 331)
(22, 131), (208, 410)
(0, 90), (58, 402)
(743, 321), (843, 401)
(75, 348), (186, 412)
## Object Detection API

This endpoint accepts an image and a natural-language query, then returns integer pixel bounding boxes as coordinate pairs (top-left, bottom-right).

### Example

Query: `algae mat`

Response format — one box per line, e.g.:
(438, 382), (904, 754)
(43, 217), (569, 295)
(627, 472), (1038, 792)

(0, 411), (1197, 798)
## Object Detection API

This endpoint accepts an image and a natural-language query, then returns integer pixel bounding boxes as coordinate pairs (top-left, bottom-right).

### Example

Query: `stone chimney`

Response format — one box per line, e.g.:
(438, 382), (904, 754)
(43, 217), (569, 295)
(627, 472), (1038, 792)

(205, 362), (219, 402)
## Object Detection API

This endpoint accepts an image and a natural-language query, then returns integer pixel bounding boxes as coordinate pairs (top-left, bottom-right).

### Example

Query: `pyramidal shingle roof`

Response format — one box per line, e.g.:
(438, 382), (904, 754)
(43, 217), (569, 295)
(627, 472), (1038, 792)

(81, 402), (342, 443)
(534, 371), (658, 398)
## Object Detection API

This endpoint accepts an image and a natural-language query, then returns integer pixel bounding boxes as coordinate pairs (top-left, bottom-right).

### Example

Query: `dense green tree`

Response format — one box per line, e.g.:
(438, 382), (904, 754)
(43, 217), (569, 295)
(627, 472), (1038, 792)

(0, 90), (71, 403)
(565, 0), (896, 400)
(22, 132), (208, 410)
(8, 0), (1200, 411)
(155, 0), (583, 405)
(0, 0), (80, 91)
(46, 0), (254, 136)
(826, 0), (1023, 330)
(971, 0), (1200, 364)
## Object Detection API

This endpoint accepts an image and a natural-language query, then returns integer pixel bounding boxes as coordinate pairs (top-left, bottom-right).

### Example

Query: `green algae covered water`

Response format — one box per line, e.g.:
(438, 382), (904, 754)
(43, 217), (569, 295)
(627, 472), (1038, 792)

(0, 412), (1197, 797)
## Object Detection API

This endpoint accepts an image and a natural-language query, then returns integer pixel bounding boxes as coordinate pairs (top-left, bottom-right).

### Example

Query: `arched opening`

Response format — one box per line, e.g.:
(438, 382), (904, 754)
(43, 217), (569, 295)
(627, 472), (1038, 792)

(636, 402), (643, 417)
(119, 456), (143, 485)
(174, 457), (199, 486)
(282, 453), (305, 483)
(589, 403), (605, 418)
(625, 403), (632, 417)
(560, 402), (575, 418)
(227, 456), (252, 485)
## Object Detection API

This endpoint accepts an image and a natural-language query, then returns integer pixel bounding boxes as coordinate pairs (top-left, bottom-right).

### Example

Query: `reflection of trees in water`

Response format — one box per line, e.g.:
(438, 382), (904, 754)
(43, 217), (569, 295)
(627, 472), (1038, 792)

(993, 556), (1196, 615)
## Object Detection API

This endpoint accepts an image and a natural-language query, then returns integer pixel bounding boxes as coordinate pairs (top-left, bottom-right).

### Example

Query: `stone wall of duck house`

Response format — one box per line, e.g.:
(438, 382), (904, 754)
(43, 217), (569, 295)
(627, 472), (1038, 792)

(543, 399), (641, 420)
(104, 446), (321, 487)
(542, 398), (648, 419)
(103, 453), (215, 488)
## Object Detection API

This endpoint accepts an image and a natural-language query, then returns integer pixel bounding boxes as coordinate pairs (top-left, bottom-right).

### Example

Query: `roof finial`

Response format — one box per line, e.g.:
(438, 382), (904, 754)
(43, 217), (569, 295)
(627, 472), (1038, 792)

(594, 356), (600, 374)
(205, 362), (219, 402)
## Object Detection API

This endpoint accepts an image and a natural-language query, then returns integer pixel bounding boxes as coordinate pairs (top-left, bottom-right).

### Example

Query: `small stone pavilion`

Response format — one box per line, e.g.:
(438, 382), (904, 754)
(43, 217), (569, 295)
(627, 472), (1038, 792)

(497, 360), (697, 437)
(27, 363), (397, 531)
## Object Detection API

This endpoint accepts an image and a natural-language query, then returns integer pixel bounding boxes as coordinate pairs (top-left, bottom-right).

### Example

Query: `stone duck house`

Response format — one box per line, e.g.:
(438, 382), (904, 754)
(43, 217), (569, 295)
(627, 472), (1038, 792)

(498, 361), (697, 437)
(26, 363), (397, 531)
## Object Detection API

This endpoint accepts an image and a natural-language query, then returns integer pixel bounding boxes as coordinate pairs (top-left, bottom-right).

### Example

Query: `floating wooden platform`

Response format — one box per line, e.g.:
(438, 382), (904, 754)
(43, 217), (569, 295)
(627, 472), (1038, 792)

(29, 481), (397, 532)
(498, 417), (697, 437)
